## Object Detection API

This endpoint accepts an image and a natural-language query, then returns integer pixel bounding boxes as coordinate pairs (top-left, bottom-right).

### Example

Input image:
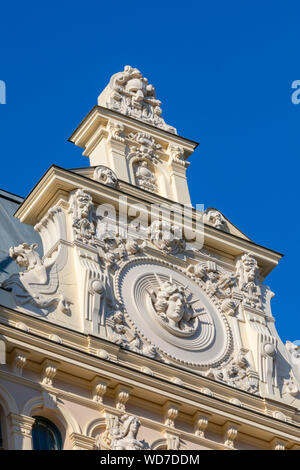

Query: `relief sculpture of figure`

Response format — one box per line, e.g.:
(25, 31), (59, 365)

(109, 415), (149, 450)
(148, 274), (203, 335)
(69, 189), (95, 244)
(93, 166), (118, 188)
(236, 253), (262, 309)
(1, 243), (72, 314)
(135, 161), (156, 192)
(203, 209), (229, 232)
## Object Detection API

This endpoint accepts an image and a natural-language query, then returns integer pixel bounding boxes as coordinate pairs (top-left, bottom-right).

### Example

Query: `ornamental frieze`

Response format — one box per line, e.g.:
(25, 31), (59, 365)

(1, 190), (273, 396)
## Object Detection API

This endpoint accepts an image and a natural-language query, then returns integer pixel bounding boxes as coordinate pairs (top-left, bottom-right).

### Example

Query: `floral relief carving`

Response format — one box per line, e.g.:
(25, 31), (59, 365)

(100, 65), (177, 134)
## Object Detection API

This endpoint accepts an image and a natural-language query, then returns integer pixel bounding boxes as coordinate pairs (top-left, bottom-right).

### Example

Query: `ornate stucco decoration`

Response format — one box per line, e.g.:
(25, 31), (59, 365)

(66, 189), (237, 370)
(1, 243), (72, 315)
(285, 340), (300, 388)
(187, 254), (262, 315)
(106, 310), (132, 346)
(206, 349), (259, 394)
(126, 132), (161, 192)
(93, 166), (118, 188)
(98, 66), (177, 134)
(128, 132), (162, 162)
(283, 374), (299, 398)
(114, 257), (233, 368)
(134, 161), (156, 192)
(148, 274), (203, 336)
(148, 221), (186, 254)
(96, 229), (145, 268)
(98, 414), (149, 450)
(69, 189), (96, 245)
(187, 260), (239, 316)
(235, 253), (262, 309)
(41, 189), (271, 396)
(105, 307), (158, 359)
(106, 310), (140, 351)
(187, 254), (264, 316)
(128, 132), (161, 157)
(107, 121), (125, 142)
(168, 145), (189, 168)
(203, 209), (229, 232)
(69, 189), (187, 257)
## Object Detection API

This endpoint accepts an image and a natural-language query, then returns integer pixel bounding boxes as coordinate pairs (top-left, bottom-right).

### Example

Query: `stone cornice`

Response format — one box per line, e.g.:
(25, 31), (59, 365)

(14, 165), (282, 278)
(1, 306), (299, 442)
(1, 366), (299, 447)
(0, 305), (284, 406)
(68, 106), (199, 156)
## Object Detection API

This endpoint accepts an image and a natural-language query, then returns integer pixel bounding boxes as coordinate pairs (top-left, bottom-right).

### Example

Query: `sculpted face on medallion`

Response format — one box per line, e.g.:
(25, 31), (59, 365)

(148, 274), (202, 337)
(115, 259), (232, 368)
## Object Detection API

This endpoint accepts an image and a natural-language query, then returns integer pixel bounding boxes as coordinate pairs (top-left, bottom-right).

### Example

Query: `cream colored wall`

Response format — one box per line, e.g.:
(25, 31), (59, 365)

(0, 363), (298, 451)
(0, 389), (242, 450)
(0, 374), (221, 450)
(1, 66), (299, 452)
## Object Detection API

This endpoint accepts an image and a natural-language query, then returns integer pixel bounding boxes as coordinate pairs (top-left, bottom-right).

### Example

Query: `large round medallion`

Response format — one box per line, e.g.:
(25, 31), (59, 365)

(115, 258), (232, 368)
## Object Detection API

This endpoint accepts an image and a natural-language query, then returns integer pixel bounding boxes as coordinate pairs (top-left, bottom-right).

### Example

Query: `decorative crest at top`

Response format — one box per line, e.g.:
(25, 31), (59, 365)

(98, 66), (177, 134)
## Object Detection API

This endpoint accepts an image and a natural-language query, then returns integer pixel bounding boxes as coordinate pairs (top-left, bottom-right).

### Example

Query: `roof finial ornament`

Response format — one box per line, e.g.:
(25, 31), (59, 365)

(98, 65), (177, 134)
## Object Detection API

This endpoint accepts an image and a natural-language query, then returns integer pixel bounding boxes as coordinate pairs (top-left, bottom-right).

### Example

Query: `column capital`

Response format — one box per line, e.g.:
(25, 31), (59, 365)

(8, 413), (35, 450)
(69, 432), (96, 450)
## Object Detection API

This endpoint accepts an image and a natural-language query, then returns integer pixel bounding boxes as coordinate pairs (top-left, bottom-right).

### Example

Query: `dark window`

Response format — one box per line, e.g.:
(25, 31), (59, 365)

(32, 416), (62, 450)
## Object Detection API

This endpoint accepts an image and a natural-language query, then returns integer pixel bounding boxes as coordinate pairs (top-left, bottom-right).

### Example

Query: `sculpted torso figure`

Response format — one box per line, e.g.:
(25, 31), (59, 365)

(135, 161), (156, 192)
(110, 415), (148, 450)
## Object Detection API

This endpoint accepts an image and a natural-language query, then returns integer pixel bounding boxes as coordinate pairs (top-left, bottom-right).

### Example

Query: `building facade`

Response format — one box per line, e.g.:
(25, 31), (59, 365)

(0, 66), (299, 450)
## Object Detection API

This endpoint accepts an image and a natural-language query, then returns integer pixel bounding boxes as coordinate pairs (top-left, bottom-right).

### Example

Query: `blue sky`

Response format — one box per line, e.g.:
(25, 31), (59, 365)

(0, 1), (299, 342)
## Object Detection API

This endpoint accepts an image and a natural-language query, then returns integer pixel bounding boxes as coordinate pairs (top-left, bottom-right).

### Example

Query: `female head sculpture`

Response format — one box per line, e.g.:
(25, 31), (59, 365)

(110, 415), (148, 450)
(149, 274), (201, 335)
